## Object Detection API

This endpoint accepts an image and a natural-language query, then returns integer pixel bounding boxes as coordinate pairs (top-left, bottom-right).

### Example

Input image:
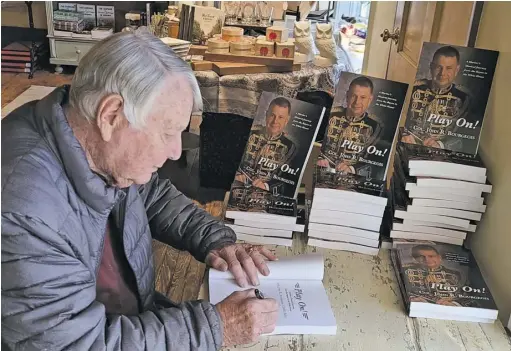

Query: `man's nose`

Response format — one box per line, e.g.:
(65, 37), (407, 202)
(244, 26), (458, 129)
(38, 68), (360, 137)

(168, 133), (182, 161)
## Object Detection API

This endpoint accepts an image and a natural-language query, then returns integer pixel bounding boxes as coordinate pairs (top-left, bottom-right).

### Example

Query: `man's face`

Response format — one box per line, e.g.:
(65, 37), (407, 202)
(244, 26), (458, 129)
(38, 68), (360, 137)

(346, 85), (373, 117)
(416, 249), (442, 270)
(99, 76), (193, 188)
(430, 55), (460, 89)
(265, 104), (290, 137)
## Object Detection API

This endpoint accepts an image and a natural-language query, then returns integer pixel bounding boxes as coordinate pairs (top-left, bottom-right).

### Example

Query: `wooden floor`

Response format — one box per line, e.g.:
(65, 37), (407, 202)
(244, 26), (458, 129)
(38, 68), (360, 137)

(1, 69), (217, 303)
(1, 70), (73, 108)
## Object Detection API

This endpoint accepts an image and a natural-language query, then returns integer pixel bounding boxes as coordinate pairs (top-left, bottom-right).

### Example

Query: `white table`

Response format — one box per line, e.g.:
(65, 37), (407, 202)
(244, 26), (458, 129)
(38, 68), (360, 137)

(200, 235), (511, 350)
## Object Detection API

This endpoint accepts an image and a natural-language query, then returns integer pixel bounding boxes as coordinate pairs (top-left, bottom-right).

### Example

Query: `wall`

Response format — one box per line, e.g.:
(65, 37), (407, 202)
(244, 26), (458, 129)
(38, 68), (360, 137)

(362, 1), (397, 78)
(1, 2), (48, 29)
(471, 2), (511, 326)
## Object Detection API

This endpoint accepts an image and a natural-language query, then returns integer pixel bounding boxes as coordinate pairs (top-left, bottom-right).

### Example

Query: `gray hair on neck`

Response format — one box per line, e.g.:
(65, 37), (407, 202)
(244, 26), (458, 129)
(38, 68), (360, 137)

(68, 28), (202, 129)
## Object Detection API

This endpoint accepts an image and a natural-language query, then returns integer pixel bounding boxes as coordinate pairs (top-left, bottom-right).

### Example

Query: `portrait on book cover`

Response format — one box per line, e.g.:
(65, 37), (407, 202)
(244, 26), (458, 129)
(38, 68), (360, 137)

(319, 72), (407, 180)
(400, 244), (495, 309)
(402, 42), (499, 154)
(235, 92), (323, 198)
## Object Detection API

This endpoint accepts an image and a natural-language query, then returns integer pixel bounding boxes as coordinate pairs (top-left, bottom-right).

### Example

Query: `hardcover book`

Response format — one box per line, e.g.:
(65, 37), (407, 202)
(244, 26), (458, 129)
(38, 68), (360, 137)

(402, 42), (499, 154)
(234, 91), (325, 199)
(393, 242), (498, 322)
(97, 5), (115, 27)
(189, 5), (225, 45)
(209, 254), (337, 335)
(318, 72), (408, 180)
(77, 4), (96, 30)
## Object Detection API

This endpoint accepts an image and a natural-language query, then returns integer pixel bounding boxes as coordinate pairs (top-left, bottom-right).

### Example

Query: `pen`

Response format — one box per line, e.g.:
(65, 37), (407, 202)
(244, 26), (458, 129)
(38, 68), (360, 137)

(255, 289), (265, 299)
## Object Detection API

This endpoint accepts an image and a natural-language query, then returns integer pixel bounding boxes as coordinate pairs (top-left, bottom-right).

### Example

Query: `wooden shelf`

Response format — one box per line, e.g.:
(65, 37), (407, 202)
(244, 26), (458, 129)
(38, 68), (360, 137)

(203, 51), (295, 67)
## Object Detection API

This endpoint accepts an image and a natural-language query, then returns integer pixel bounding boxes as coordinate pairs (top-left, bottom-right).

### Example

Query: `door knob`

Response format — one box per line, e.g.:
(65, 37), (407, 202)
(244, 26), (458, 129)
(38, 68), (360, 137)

(380, 28), (400, 44)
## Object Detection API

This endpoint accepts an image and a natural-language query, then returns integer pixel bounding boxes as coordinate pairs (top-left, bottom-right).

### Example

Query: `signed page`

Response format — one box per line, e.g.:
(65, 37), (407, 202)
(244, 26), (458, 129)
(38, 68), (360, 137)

(208, 254), (336, 335)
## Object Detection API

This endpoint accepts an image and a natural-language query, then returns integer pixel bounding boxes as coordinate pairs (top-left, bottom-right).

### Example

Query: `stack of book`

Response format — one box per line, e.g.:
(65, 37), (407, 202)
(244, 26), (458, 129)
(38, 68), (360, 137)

(53, 10), (86, 37)
(387, 42), (499, 247)
(53, 4), (115, 39)
(387, 142), (489, 246)
(225, 185), (305, 247)
(307, 168), (386, 255)
(224, 91), (325, 246)
(307, 72), (409, 255)
(391, 241), (498, 323)
(160, 37), (192, 60)
(1, 42), (44, 74)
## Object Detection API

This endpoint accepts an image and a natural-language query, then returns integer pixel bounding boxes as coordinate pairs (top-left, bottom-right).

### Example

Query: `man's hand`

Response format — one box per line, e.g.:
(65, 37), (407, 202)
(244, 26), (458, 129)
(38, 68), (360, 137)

(206, 243), (277, 287)
(216, 289), (279, 346)
(336, 162), (354, 174)
(316, 159), (330, 168)
(235, 173), (247, 183)
(423, 137), (441, 148)
(252, 179), (268, 190)
(401, 135), (416, 144)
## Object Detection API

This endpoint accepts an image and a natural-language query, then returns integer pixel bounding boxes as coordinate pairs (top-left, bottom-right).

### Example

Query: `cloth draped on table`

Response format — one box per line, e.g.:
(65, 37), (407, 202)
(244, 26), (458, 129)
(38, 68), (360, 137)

(194, 61), (350, 117)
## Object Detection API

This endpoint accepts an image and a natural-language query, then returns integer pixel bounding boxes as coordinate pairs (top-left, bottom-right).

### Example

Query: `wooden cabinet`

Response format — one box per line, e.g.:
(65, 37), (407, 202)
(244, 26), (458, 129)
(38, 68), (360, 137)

(45, 1), (102, 72)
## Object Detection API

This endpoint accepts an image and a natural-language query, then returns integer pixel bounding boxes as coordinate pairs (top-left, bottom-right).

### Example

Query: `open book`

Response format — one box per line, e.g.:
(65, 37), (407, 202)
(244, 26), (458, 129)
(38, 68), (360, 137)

(208, 254), (337, 335)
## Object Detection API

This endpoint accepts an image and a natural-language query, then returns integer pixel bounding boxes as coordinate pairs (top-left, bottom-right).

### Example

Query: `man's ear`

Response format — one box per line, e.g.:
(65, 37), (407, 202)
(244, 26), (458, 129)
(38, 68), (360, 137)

(96, 94), (126, 142)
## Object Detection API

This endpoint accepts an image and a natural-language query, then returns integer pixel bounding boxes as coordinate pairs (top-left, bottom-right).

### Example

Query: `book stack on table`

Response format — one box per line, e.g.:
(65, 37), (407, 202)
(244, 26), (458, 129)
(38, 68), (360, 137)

(224, 186), (305, 247)
(306, 72), (408, 255)
(386, 142), (489, 246)
(223, 91), (325, 247)
(307, 168), (386, 255)
(385, 42), (499, 248)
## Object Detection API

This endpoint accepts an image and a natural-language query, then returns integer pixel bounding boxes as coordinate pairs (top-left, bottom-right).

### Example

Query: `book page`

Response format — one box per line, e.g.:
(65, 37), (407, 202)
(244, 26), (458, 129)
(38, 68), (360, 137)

(209, 279), (336, 335)
(208, 253), (324, 281)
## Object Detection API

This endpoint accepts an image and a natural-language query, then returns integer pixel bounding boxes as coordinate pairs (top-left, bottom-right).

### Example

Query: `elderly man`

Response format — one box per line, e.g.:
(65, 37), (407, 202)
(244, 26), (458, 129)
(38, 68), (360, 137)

(1, 31), (278, 350)
(402, 45), (470, 150)
(234, 97), (296, 193)
(317, 76), (382, 175)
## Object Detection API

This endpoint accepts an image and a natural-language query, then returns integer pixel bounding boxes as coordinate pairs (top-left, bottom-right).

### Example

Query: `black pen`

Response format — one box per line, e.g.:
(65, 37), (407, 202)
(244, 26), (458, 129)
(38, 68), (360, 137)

(255, 289), (265, 299)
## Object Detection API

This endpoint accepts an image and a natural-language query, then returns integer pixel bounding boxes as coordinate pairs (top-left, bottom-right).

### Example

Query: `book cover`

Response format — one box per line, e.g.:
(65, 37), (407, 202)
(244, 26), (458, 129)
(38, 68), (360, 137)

(227, 182), (297, 217)
(234, 91), (325, 199)
(315, 167), (387, 198)
(395, 242), (497, 312)
(403, 143), (485, 169)
(402, 42), (499, 154)
(191, 5), (225, 45)
(318, 72), (408, 180)
(77, 4), (96, 30)
(97, 5), (115, 27)
(58, 2), (77, 11)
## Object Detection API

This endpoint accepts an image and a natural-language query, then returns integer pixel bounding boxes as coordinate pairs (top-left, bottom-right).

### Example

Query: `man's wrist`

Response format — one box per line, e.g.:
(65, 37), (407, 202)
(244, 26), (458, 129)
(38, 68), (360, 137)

(204, 239), (235, 262)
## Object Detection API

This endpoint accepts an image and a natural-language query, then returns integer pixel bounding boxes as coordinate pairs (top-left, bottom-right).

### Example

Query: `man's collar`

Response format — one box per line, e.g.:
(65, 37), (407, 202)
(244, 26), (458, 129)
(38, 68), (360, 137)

(347, 111), (368, 123)
(429, 81), (454, 94)
(34, 85), (122, 214)
(265, 131), (283, 140)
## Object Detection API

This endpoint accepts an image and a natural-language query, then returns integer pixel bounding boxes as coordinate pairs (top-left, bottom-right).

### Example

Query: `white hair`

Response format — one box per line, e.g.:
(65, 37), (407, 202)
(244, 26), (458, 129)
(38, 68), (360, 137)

(69, 29), (202, 129)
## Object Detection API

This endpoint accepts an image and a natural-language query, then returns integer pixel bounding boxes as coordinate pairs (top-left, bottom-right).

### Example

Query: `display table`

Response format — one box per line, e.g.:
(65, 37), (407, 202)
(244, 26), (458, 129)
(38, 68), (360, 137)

(199, 238), (511, 351)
